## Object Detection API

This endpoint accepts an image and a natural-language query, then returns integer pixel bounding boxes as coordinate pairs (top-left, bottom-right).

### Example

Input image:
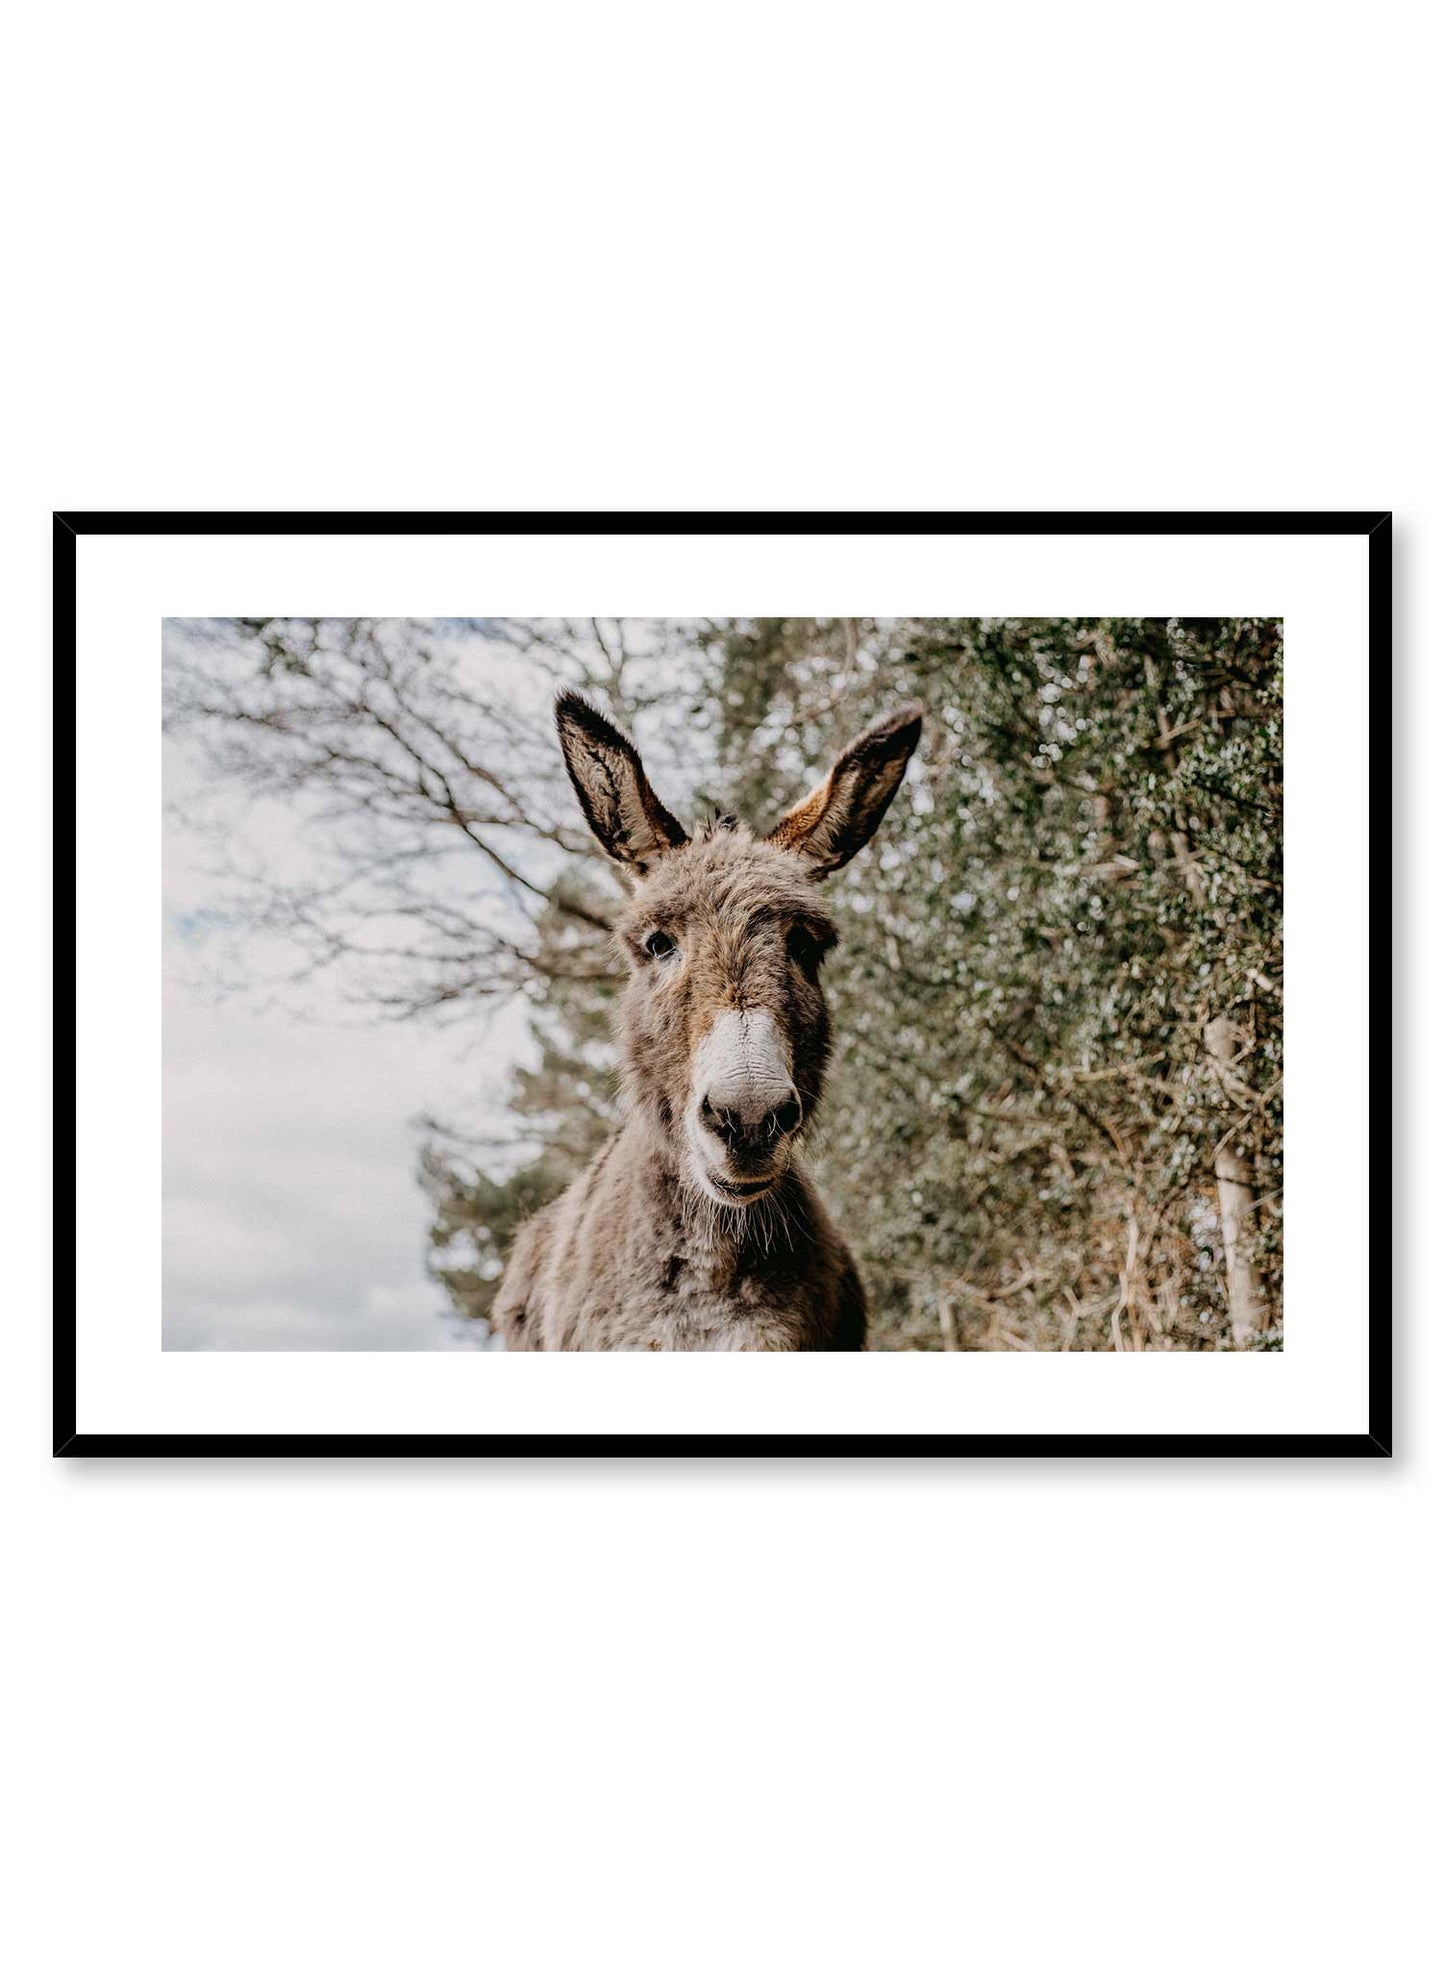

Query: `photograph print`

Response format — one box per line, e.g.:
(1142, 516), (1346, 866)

(162, 613), (1285, 1359)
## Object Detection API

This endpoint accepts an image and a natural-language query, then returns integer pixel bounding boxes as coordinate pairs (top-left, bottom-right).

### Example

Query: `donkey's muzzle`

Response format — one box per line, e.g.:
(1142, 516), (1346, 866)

(689, 1009), (800, 1187)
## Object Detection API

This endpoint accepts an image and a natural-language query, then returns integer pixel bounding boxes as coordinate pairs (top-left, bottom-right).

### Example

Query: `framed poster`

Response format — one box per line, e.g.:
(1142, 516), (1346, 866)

(56, 511), (1387, 1454)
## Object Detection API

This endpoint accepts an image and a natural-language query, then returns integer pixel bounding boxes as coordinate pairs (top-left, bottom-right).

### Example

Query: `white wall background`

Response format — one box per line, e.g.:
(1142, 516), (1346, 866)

(4, 6), (1435, 1967)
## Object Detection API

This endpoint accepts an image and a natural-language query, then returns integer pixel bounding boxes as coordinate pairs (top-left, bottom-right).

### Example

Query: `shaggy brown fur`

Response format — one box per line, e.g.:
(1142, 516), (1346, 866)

(492, 695), (922, 1351)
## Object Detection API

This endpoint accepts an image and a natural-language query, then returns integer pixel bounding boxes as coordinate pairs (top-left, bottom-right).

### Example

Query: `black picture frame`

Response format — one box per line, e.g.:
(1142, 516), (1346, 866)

(55, 510), (1390, 1458)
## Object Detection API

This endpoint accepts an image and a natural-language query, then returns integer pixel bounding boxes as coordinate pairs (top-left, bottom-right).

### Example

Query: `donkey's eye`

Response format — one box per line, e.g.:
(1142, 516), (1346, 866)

(642, 929), (677, 961)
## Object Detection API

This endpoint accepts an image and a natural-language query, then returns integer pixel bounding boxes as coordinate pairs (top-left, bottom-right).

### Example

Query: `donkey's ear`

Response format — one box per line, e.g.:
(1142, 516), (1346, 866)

(555, 691), (688, 872)
(767, 702), (923, 876)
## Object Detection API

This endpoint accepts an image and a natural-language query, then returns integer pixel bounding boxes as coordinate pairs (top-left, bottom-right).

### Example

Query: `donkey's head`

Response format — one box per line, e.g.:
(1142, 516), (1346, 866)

(556, 691), (922, 1208)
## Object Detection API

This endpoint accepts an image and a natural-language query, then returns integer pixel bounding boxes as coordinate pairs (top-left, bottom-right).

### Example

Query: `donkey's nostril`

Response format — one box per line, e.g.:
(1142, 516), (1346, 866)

(771, 1095), (803, 1137)
(700, 1095), (735, 1139)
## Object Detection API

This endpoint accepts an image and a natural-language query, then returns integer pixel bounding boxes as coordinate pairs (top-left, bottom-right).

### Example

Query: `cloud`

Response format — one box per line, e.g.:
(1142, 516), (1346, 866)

(163, 978), (477, 1348)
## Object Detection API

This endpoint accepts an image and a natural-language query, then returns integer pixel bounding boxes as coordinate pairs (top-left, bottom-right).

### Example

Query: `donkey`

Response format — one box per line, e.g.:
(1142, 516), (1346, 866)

(492, 691), (923, 1351)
